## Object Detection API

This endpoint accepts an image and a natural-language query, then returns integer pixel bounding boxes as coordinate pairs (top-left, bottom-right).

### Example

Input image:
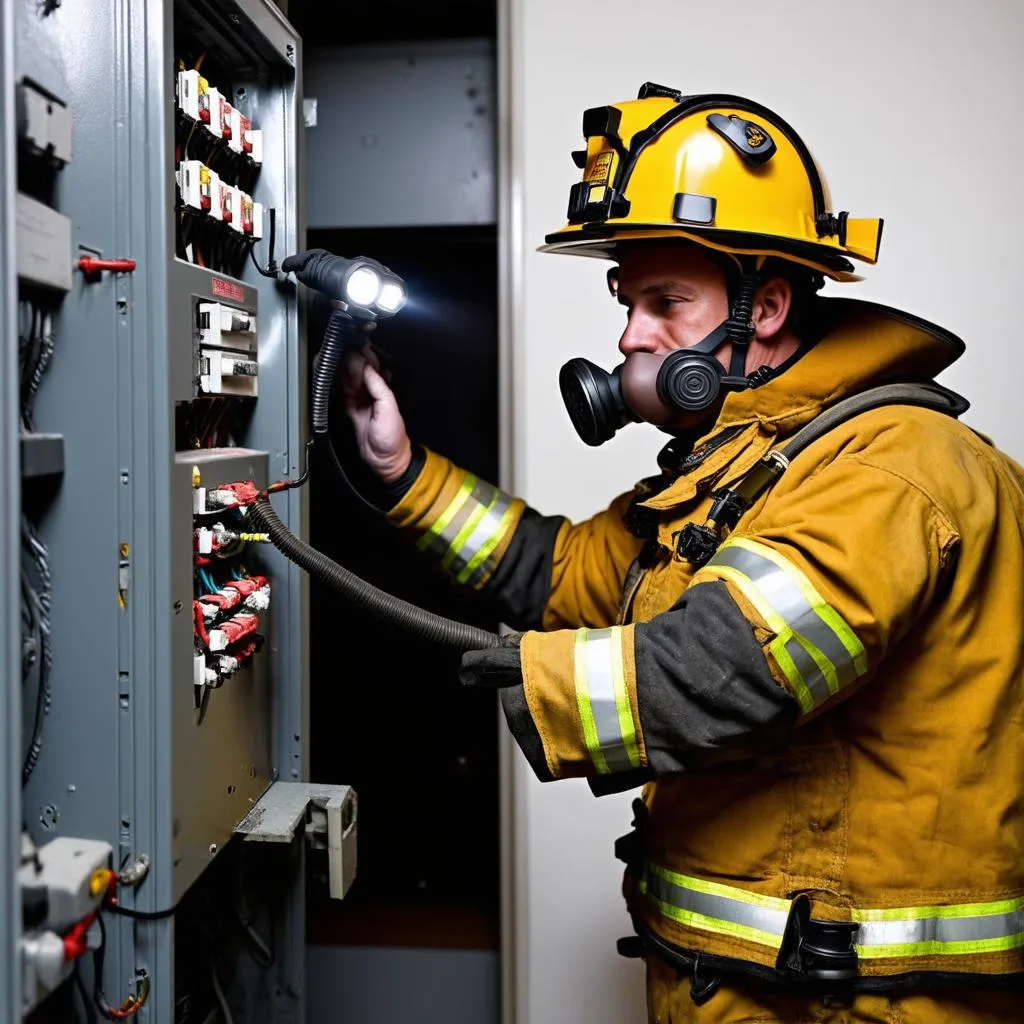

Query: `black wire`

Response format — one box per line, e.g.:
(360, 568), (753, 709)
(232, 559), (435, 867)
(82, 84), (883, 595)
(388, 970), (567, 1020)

(323, 433), (387, 515)
(106, 899), (178, 921)
(74, 961), (99, 1024)
(247, 208), (278, 278)
(21, 516), (51, 787)
(20, 570), (45, 786)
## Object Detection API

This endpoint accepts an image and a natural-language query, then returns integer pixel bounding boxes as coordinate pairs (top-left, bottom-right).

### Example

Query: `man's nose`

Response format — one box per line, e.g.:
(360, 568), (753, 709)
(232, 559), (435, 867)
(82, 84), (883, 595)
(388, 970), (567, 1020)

(618, 312), (659, 357)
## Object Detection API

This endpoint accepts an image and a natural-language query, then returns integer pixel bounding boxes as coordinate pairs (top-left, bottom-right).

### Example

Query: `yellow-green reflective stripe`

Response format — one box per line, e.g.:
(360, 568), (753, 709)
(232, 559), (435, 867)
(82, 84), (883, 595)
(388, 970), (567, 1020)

(608, 626), (641, 768)
(572, 627), (637, 774)
(573, 630), (607, 774)
(709, 564), (817, 713)
(643, 861), (1024, 960)
(857, 933), (1024, 959)
(855, 899), (1024, 955)
(854, 897), (1024, 922)
(708, 538), (866, 710)
(461, 502), (518, 586)
(442, 491), (496, 570)
(721, 537), (867, 677)
(641, 867), (787, 949)
(456, 494), (515, 584)
(418, 475), (476, 551)
(640, 885), (785, 948)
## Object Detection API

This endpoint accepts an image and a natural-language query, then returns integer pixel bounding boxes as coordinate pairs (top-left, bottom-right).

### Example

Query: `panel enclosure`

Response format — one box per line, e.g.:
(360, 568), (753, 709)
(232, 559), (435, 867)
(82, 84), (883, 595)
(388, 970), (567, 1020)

(11, 0), (309, 1020)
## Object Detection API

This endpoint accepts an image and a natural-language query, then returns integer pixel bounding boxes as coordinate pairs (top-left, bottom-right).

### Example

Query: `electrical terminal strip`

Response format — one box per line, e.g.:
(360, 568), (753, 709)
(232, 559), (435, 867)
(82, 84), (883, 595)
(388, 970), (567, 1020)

(176, 68), (262, 167)
(191, 486), (271, 697)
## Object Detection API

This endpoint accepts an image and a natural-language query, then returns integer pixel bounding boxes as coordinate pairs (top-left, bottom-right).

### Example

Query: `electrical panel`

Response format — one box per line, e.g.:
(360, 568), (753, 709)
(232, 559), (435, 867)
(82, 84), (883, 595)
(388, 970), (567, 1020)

(0, 1), (351, 1021)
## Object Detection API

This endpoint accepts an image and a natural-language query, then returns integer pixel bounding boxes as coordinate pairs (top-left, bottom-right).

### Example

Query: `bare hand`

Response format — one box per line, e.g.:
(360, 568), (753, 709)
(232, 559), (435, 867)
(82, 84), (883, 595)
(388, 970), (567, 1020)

(341, 344), (412, 483)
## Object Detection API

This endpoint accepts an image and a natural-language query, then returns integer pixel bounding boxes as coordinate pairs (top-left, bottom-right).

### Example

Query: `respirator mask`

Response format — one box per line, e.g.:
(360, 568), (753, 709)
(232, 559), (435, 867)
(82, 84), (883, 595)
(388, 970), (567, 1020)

(558, 263), (763, 446)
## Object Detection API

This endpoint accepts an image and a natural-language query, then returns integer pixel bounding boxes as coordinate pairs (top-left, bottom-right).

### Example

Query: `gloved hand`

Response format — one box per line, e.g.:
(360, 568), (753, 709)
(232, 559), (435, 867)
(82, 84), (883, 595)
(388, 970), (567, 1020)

(341, 344), (412, 483)
(281, 248), (352, 300)
(459, 632), (524, 689)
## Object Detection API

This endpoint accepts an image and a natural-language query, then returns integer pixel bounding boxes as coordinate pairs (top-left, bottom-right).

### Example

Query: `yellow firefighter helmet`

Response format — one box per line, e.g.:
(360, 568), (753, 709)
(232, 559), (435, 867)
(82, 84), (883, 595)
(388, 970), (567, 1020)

(539, 82), (883, 281)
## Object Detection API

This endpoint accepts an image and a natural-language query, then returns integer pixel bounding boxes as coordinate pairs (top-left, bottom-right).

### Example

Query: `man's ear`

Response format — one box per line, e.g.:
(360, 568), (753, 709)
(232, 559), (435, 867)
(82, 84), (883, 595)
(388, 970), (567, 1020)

(752, 276), (792, 341)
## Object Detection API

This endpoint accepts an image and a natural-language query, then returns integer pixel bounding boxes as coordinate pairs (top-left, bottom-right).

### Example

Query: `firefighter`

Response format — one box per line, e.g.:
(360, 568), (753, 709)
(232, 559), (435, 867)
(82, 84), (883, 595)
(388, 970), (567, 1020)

(293, 86), (1024, 1022)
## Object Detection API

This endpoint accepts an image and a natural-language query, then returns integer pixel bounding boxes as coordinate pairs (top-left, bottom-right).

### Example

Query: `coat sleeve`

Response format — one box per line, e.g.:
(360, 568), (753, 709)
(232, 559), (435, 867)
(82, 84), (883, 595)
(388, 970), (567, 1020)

(499, 453), (961, 783)
(386, 447), (644, 631)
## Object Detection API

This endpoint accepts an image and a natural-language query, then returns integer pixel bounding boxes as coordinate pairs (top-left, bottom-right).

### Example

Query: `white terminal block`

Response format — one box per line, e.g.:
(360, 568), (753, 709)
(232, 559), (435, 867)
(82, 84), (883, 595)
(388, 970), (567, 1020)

(200, 349), (259, 397)
(204, 88), (231, 141)
(248, 128), (263, 165)
(252, 201), (264, 240)
(228, 186), (248, 235)
(195, 527), (213, 554)
(244, 585), (271, 611)
(178, 160), (216, 213)
(18, 837), (113, 932)
(193, 653), (207, 688)
(177, 69), (208, 122)
(209, 177), (233, 224)
(193, 486), (207, 514)
(197, 301), (257, 351)
(229, 108), (251, 156)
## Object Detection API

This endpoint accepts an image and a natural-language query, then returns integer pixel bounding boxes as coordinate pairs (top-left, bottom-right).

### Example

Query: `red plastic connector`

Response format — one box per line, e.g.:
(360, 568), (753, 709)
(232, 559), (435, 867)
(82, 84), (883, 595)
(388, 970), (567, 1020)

(78, 257), (137, 275)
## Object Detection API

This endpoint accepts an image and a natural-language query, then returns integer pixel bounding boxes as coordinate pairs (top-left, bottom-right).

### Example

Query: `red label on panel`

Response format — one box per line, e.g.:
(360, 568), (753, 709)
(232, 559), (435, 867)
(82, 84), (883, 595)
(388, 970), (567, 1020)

(211, 277), (244, 303)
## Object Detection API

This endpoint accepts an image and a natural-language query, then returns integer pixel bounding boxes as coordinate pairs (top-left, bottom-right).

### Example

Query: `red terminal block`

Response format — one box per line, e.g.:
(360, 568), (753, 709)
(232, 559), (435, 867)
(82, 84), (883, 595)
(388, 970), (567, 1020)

(229, 108), (253, 156)
(208, 611), (259, 652)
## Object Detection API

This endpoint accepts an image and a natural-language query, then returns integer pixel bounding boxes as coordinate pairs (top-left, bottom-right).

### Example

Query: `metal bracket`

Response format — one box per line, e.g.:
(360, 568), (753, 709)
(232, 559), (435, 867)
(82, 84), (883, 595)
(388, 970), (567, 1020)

(233, 782), (357, 899)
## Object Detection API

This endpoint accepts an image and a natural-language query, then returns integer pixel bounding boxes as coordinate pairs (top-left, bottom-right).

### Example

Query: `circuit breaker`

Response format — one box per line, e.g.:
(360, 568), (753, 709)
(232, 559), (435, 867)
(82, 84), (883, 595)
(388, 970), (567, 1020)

(1, 1), (344, 1021)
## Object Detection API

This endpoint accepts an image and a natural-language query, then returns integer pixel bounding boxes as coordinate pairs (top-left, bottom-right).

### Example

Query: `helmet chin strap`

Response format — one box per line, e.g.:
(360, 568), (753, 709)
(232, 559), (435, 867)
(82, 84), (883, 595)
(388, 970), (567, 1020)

(682, 262), (764, 392)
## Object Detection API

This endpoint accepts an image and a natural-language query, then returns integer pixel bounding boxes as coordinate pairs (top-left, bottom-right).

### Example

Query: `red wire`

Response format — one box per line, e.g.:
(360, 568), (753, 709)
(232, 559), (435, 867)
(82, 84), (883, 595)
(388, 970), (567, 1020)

(192, 601), (210, 645)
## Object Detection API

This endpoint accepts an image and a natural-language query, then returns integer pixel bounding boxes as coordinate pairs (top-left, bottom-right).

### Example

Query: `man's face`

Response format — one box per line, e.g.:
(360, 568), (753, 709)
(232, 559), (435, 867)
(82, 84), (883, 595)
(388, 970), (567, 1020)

(615, 245), (731, 366)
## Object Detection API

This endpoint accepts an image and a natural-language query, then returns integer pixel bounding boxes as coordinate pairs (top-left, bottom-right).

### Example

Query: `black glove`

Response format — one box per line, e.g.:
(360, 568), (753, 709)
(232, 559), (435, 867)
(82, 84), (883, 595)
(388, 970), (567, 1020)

(281, 248), (351, 300)
(459, 632), (524, 689)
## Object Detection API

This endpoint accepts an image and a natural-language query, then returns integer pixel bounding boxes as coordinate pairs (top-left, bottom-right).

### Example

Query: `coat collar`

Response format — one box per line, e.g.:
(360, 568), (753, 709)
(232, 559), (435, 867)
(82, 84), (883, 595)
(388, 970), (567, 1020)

(637, 298), (965, 513)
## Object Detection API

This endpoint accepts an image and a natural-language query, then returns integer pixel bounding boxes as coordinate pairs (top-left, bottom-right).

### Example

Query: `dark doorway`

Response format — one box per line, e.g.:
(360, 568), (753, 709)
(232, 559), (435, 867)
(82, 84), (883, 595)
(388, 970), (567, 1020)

(305, 225), (502, 952)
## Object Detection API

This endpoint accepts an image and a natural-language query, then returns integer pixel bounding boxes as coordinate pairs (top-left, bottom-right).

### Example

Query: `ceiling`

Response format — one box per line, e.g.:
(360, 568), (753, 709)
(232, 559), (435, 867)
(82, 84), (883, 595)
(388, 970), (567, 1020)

(286, 0), (496, 47)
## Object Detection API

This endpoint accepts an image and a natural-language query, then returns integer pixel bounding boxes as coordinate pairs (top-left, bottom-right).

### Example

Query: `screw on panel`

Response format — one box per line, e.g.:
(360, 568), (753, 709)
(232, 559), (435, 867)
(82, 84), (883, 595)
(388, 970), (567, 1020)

(40, 805), (59, 829)
(209, 843), (218, 856)
(66, 784), (76, 794)
(173, 601), (183, 614)
(120, 470), (129, 485)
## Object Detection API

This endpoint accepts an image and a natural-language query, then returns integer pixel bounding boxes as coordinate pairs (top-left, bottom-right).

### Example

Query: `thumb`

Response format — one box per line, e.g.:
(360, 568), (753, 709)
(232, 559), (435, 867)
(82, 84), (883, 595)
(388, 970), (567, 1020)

(362, 362), (394, 404)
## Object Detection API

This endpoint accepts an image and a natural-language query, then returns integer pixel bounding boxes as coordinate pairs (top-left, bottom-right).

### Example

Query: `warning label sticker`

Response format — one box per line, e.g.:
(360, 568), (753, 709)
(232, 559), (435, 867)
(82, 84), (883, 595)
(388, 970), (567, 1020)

(212, 277), (245, 303)
(584, 151), (613, 184)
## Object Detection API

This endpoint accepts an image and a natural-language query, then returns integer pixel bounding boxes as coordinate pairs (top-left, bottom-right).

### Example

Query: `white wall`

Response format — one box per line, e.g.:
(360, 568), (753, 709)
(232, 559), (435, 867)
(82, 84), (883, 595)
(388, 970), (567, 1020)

(502, 2), (1024, 1022)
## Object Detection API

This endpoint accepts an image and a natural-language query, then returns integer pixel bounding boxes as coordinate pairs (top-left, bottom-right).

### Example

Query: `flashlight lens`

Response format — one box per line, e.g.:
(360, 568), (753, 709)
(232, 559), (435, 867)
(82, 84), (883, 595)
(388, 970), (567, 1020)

(346, 266), (381, 307)
(377, 282), (406, 313)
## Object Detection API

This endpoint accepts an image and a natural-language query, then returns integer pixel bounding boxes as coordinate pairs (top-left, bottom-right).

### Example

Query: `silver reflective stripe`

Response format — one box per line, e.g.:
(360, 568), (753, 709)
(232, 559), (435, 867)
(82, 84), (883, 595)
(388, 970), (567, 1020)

(710, 544), (857, 688)
(707, 538), (866, 710)
(857, 908), (1024, 948)
(456, 490), (514, 583)
(780, 633), (833, 708)
(424, 478), (496, 562)
(642, 860), (1024, 960)
(574, 627), (640, 774)
(644, 866), (788, 947)
(418, 476), (517, 586)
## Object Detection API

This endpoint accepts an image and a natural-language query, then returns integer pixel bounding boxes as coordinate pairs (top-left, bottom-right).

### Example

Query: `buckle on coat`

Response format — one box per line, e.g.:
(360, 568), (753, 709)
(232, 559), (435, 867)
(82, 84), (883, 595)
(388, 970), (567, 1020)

(776, 894), (859, 1003)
